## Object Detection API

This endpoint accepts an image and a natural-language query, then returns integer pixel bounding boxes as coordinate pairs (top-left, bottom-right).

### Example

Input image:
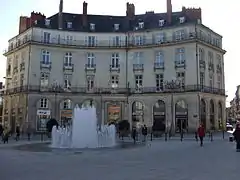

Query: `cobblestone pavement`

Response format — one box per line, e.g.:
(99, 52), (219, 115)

(0, 137), (239, 180)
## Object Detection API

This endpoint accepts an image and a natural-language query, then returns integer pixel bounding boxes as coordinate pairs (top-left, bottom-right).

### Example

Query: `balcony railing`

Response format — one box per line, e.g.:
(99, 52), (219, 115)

(133, 64), (144, 71)
(2, 85), (226, 96)
(154, 62), (164, 70)
(109, 64), (120, 72)
(40, 62), (52, 69)
(3, 32), (224, 55)
(85, 64), (96, 72)
(199, 60), (206, 69)
(63, 63), (74, 71)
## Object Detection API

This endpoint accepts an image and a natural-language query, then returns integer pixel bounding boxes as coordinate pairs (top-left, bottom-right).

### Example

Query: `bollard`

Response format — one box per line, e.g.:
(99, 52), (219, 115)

(165, 132), (167, 141)
(222, 130), (225, 139)
(210, 132), (213, 141)
(180, 132), (183, 141)
(150, 132), (153, 141)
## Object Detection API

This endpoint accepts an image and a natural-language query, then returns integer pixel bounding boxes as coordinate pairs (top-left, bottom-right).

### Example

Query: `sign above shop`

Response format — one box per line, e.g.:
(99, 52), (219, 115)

(37, 110), (51, 116)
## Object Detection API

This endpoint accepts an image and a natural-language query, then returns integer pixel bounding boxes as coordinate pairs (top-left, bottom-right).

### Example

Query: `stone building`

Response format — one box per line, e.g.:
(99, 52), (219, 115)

(2, 0), (226, 133)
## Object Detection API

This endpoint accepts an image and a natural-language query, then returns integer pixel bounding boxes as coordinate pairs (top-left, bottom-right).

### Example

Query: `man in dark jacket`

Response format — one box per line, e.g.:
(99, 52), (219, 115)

(142, 125), (148, 142)
(132, 127), (137, 144)
(233, 124), (240, 152)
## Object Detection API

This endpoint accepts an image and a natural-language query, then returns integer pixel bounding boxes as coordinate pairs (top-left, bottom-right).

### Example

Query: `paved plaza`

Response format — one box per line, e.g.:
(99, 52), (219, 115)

(0, 137), (239, 180)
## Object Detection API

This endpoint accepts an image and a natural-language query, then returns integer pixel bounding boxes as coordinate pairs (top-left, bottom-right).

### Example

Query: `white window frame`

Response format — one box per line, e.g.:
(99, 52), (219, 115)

(64, 79), (71, 89)
(200, 72), (205, 87)
(114, 24), (120, 31)
(43, 32), (51, 43)
(159, 19), (165, 27)
(134, 35), (144, 45)
(175, 30), (185, 41)
(67, 22), (72, 29)
(156, 33), (165, 44)
(90, 23), (95, 31)
(66, 35), (73, 45)
(155, 74), (164, 91)
(208, 51), (213, 64)
(135, 75), (143, 90)
(134, 52), (143, 64)
(139, 22), (144, 29)
(176, 72), (185, 88)
(42, 50), (50, 64)
(199, 48), (205, 61)
(40, 73), (49, 87)
(86, 36), (97, 47)
(45, 19), (50, 26)
(40, 98), (48, 108)
(179, 17), (185, 23)
(111, 53), (120, 68)
(63, 100), (72, 109)
(113, 36), (121, 46)
(217, 75), (221, 89)
(155, 51), (164, 64)
(110, 75), (119, 88)
(87, 53), (95, 68)
(86, 76), (94, 90)
(175, 48), (185, 65)
(209, 73), (214, 88)
(64, 52), (72, 66)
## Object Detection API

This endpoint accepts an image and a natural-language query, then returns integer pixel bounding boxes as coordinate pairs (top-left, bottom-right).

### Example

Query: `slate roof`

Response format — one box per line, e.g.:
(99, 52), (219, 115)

(33, 11), (197, 33)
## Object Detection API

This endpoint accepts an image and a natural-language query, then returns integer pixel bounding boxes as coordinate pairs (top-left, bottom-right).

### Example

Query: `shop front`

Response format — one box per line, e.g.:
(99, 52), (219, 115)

(107, 103), (121, 125)
(60, 110), (72, 126)
(36, 109), (51, 132)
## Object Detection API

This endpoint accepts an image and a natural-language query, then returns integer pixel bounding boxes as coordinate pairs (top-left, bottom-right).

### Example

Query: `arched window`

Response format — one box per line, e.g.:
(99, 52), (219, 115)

(40, 98), (48, 108)
(63, 99), (72, 109)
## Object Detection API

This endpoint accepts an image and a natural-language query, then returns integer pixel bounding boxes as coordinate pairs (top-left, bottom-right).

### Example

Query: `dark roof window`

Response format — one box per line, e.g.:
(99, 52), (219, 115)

(139, 22), (144, 29)
(90, 23), (95, 31)
(179, 17), (185, 24)
(159, 19), (165, 27)
(45, 19), (50, 26)
(114, 24), (120, 31)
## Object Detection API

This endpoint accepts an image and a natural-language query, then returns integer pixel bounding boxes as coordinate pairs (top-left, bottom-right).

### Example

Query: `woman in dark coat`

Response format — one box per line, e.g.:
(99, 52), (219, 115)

(233, 124), (240, 152)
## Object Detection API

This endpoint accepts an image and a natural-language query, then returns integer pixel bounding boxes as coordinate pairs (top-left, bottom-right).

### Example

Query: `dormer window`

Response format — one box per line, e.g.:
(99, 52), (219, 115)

(114, 24), (120, 31)
(45, 19), (50, 26)
(67, 22), (72, 29)
(139, 22), (144, 29)
(34, 20), (38, 25)
(179, 17), (185, 24)
(159, 19), (165, 27)
(90, 23), (95, 31)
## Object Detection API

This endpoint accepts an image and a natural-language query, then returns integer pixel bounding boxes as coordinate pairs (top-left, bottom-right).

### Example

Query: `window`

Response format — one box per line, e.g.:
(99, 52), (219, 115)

(90, 23), (95, 31)
(200, 72), (205, 87)
(64, 52), (72, 66)
(217, 75), (221, 89)
(20, 74), (24, 87)
(86, 36), (97, 47)
(208, 51), (213, 64)
(209, 73), (214, 88)
(199, 48), (205, 61)
(156, 74), (164, 91)
(40, 73), (49, 87)
(13, 76), (18, 87)
(175, 48), (185, 65)
(86, 75), (94, 90)
(139, 22), (144, 29)
(176, 72), (185, 89)
(110, 75), (119, 88)
(179, 17), (185, 23)
(45, 19), (50, 26)
(135, 75), (143, 90)
(111, 53), (120, 68)
(87, 53), (95, 68)
(216, 54), (221, 65)
(155, 33), (165, 44)
(40, 98), (48, 108)
(134, 52), (143, 64)
(113, 36), (121, 46)
(67, 22), (72, 29)
(114, 24), (120, 31)
(175, 30), (185, 41)
(66, 35), (73, 44)
(134, 35), (144, 45)
(63, 100), (71, 109)
(64, 79), (71, 89)
(43, 32), (51, 43)
(155, 51), (164, 64)
(159, 19), (165, 26)
(41, 50), (50, 64)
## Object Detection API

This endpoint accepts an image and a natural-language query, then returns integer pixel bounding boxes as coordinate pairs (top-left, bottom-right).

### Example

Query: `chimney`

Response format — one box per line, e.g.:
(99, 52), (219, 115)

(19, 16), (30, 34)
(126, 2), (135, 20)
(167, 0), (172, 24)
(58, 0), (63, 29)
(82, 1), (88, 27)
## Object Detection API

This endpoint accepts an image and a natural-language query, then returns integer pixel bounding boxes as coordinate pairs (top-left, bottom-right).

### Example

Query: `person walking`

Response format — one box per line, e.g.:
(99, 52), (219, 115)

(15, 125), (20, 141)
(198, 124), (205, 147)
(26, 126), (32, 141)
(3, 128), (9, 144)
(0, 124), (3, 141)
(233, 123), (240, 152)
(141, 124), (148, 142)
(132, 127), (137, 144)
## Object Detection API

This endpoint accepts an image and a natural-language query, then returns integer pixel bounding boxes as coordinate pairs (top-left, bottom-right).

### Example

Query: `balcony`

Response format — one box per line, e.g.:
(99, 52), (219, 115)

(3, 32), (225, 56)
(199, 60), (206, 69)
(133, 64), (144, 72)
(3, 85), (226, 96)
(63, 63), (74, 71)
(40, 62), (52, 69)
(85, 64), (96, 73)
(109, 65), (120, 73)
(175, 61), (185, 69)
(154, 62), (164, 71)
(20, 62), (25, 71)
(216, 64), (222, 74)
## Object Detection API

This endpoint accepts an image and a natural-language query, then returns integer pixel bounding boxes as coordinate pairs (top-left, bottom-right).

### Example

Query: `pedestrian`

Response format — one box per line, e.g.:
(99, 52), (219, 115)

(233, 123), (240, 152)
(141, 124), (148, 142)
(15, 125), (20, 141)
(0, 124), (3, 141)
(132, 127), (137, 144)
(26, 126), (32, 141)
(3, 129), (9, 144)
(195, 131), (198, 142)
(198, 124), (205, 147)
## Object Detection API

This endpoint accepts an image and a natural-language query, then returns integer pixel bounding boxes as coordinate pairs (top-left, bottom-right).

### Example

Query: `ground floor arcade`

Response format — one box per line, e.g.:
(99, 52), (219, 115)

(2, 92), (226, 133)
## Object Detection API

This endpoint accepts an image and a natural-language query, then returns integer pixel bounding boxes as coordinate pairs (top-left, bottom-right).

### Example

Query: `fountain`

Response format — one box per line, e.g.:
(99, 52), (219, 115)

(51, 105), (116, 149)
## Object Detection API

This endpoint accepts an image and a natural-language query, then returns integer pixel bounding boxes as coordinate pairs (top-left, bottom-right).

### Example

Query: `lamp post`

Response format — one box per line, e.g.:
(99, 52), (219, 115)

(164, 78), (181, 139)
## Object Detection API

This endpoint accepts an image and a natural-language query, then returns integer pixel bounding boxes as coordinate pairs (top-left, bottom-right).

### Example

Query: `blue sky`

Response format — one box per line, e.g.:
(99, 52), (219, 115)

(0, 0), (238, 105)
